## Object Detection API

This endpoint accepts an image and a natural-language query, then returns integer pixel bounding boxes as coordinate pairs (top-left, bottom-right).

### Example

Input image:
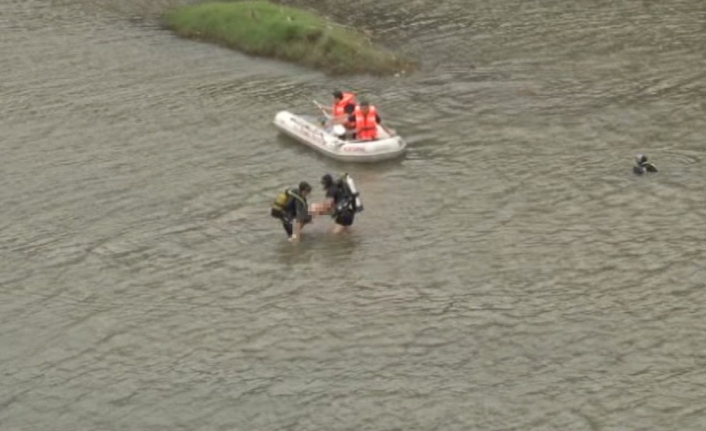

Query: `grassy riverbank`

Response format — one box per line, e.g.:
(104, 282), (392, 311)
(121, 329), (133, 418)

(162, 1), (416, 76)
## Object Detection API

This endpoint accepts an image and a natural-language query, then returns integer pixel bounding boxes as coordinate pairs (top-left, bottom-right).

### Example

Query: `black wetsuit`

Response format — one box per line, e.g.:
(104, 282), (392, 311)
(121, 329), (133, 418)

(633, 162), (658, 175)
(325, 180), (356, 227)
(271, 190), (311, 237)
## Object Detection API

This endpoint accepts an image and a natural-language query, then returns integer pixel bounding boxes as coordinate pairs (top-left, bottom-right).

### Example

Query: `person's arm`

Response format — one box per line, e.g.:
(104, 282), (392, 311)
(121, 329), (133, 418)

(332, 112), (348, 123)
(291, 199), (311, 240)
(375, 114), (395, 136)
(291, 220), (302, 241)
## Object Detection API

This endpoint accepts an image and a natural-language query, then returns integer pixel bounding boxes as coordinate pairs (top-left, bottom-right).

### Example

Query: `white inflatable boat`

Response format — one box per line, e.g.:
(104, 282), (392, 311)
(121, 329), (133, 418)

(273, 104), (407, 163)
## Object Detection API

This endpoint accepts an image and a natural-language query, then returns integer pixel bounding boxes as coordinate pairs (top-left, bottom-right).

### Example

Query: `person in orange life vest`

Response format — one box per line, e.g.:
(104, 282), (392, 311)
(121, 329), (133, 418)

(348, 100), (381, 141)
(329, 90), (356, 121)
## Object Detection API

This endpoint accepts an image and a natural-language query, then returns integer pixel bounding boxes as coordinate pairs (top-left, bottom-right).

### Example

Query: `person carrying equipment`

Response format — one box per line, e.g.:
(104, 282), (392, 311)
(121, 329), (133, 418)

(271, 181), (313, 242)
(314, 173), (363, 234)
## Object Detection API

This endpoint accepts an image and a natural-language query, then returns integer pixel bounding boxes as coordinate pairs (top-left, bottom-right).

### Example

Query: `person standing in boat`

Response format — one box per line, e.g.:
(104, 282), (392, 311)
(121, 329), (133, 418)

(348, 100), (381, 141)
(270, 181), (314, 242)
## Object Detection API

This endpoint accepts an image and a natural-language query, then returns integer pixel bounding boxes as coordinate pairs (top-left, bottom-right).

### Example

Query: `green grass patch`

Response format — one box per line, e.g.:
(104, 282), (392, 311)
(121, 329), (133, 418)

(162, 1), (416, 76)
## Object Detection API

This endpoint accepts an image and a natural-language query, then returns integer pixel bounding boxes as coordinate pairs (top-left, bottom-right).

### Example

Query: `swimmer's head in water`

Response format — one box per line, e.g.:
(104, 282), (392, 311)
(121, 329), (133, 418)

(633, 154), (658, 174)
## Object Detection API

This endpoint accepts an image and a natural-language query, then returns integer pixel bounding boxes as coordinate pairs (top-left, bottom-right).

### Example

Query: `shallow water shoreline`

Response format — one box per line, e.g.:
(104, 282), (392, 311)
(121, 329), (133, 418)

(161, 1), (417, 76)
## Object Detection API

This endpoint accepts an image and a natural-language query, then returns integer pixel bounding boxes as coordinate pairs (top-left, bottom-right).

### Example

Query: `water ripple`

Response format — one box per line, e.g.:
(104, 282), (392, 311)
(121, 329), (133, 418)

(2, 0), (706, 430)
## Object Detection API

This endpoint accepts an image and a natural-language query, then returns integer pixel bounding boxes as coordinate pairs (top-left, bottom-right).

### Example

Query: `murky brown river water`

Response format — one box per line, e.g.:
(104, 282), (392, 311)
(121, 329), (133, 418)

(2, 0), (706, 429)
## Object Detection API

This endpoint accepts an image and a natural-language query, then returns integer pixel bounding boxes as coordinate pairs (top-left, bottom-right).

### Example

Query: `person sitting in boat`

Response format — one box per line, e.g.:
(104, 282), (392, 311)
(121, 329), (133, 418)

(633, 154), (658, 175)
(348, 100), (381, 141)
(327, 90), (356, 122)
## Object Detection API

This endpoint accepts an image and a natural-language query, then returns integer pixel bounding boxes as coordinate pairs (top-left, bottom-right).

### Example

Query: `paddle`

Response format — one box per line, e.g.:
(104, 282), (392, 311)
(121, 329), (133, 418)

(313, 100), (331, 119)
(380, 124), (396, 137)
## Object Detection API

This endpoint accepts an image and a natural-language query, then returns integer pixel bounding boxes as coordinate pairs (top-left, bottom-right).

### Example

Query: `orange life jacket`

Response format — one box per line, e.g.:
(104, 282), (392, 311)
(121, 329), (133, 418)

(354, 106), (378, 140)
(332, 92), (356, 117)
